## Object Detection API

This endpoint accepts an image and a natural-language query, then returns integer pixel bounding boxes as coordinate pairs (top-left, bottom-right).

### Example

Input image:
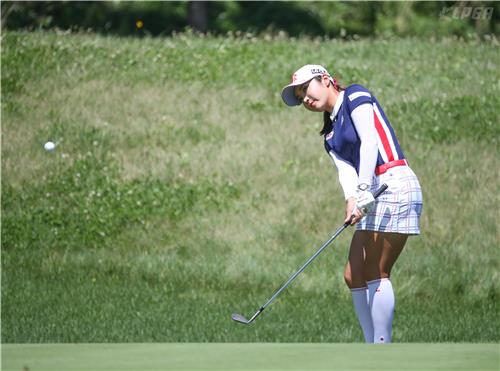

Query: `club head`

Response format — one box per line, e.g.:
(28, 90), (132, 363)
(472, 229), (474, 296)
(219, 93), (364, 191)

(231, 313), (250, 324)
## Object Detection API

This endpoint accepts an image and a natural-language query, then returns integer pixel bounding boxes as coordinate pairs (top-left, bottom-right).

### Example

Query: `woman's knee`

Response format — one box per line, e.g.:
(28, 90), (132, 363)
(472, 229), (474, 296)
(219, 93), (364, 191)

(344, 263), (366, 288)
(344, 265), (353, 287)
(363, 268), (389, 283)
(363, 260), (391, 282)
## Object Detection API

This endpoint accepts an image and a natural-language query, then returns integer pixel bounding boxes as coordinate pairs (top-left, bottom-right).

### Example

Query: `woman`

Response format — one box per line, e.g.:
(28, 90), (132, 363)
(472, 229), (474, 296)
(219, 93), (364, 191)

(281, 65), (423, 343)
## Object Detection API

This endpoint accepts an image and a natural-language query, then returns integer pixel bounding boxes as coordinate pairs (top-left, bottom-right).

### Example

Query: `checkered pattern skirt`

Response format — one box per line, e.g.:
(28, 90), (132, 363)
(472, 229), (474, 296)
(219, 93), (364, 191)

(357, 166), (423, 235)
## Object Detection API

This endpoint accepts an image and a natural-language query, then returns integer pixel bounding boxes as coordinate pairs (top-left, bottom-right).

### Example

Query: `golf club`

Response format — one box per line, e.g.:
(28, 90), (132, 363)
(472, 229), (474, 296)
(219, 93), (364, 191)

(231, 183), (389, 325)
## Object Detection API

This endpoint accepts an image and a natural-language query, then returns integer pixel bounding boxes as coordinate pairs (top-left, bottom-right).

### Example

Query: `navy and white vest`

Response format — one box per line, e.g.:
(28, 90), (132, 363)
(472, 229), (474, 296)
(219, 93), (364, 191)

(324, 84), (405, 174)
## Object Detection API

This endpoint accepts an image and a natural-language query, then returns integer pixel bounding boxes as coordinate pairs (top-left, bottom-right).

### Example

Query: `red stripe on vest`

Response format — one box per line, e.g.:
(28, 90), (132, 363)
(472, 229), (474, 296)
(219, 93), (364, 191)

(373, 110), (394, 162)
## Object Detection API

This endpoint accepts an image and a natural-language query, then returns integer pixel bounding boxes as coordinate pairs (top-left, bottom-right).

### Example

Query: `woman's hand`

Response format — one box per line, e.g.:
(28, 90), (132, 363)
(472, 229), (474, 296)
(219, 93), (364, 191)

(345, 197), (363, 225)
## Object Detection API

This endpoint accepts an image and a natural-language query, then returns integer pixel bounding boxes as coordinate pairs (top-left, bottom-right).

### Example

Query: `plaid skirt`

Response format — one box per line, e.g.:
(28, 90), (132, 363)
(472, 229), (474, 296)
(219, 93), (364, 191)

(357, 166), (423, 235)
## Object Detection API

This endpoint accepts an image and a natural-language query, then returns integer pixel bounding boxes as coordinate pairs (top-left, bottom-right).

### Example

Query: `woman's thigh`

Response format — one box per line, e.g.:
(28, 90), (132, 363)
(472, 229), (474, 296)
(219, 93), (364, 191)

(345, 230), (408, 286)
(362, 231), (408, 281)
(345, 231), (366, 288)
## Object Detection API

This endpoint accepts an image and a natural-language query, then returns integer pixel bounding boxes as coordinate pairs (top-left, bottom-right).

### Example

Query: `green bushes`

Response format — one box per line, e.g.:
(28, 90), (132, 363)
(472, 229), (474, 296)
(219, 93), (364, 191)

(3, 2), (499, 38)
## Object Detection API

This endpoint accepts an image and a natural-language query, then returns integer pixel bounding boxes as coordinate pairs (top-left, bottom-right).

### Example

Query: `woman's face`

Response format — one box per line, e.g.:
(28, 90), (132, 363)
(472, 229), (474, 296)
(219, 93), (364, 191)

(294, 75), (331, 112)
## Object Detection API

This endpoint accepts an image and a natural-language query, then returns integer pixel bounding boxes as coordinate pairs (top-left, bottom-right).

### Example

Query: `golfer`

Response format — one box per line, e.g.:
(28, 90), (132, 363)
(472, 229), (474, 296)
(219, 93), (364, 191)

(281, 65), (423, 343)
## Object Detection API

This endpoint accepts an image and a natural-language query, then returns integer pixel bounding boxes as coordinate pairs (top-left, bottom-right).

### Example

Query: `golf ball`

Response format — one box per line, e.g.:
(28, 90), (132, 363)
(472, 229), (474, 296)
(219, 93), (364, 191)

(44, 141), (56, 152)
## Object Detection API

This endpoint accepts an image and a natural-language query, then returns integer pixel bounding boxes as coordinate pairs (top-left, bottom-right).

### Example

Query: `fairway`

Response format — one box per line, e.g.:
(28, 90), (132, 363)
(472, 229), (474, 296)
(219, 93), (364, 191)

(2, 343), (498, 370)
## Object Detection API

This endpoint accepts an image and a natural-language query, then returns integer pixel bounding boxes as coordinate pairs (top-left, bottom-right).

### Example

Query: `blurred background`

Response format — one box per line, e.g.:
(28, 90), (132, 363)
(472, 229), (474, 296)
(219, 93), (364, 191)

(2, 1), (499, 39)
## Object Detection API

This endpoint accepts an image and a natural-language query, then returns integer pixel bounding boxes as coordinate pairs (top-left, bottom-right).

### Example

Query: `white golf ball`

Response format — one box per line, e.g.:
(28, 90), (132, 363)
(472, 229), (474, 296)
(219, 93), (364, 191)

(44, 141), (56, 152)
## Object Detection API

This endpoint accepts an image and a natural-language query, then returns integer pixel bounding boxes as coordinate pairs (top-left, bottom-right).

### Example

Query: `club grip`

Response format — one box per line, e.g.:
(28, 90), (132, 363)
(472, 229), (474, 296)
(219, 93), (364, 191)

(372, 183), (388, 199)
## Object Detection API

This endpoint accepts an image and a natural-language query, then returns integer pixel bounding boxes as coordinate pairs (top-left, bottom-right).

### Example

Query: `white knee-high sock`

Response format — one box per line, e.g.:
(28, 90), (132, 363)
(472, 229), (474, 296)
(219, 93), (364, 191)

(368, 278), (395, 343)
(350, 287), (374, 343)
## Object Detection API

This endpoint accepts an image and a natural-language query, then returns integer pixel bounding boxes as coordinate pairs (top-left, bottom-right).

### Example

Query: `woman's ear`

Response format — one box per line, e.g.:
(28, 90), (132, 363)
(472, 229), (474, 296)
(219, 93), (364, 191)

(322, 74), (331, 87)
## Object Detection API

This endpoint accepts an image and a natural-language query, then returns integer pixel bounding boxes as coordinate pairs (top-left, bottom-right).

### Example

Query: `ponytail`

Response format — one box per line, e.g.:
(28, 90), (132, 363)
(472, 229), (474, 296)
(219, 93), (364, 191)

(320, 112), (332, 136)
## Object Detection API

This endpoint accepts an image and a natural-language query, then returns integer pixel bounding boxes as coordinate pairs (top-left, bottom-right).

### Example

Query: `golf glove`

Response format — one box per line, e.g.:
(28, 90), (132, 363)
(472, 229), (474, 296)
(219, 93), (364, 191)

(356, 190), (375, 216)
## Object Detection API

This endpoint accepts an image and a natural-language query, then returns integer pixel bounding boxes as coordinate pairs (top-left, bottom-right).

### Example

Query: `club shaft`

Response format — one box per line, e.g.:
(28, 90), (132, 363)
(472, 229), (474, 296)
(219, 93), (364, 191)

(258, 184), (389, 312)
(260, 223), (349, 311)
(236, 183), (388, 324)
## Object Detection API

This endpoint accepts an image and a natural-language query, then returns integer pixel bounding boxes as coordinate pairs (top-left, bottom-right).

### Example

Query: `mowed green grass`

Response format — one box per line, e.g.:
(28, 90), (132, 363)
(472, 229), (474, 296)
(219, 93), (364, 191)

(2, 343), (498, 371)
(1, 31), (499, 343)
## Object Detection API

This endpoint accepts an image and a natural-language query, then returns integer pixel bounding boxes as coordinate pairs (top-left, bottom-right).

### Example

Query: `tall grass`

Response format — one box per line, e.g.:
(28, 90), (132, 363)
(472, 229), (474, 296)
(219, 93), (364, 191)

(1, 31), (499, 342)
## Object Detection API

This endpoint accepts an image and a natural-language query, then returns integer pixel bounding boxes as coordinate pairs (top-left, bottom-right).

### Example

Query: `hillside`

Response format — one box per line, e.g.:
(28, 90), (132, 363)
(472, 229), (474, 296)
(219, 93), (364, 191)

(1, 31), (499, 342)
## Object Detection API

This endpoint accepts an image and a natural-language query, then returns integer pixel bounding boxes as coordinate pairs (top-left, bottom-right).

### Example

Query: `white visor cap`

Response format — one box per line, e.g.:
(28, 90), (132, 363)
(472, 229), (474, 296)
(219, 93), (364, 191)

(281, 64), (334, 106)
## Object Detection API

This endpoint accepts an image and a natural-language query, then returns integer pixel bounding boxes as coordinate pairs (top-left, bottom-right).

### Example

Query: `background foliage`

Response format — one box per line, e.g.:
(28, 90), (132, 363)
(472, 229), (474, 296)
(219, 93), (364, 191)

(2, 1), (500, 38)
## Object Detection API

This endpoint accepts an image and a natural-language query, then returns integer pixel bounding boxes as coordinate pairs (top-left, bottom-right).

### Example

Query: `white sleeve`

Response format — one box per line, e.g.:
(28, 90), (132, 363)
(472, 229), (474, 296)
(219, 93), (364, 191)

(328, 150), (358, 200)
(351, 103), (378, 187)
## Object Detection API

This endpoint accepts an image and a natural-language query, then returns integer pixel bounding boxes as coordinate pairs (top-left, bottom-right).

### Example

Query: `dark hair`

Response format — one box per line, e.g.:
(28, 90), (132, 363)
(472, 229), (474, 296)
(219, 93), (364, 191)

(320, 112), (332, 136)
(319, 83), (345, 136)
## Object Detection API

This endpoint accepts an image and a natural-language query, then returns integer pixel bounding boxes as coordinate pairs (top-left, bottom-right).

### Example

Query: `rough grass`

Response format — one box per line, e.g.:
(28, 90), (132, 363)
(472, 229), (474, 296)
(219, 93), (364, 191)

(1, 31), (499, 343)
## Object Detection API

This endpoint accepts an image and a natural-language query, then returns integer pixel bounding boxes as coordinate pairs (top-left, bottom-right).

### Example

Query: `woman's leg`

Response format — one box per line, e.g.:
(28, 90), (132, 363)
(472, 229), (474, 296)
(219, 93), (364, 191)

(344, 231), (373, 342)
(344, 230), (408, 343)
(363, 231), (408, 282)
(344, 230), (407, 286)
(363, 231), (408, 343)
(344, 231), (366, 288)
